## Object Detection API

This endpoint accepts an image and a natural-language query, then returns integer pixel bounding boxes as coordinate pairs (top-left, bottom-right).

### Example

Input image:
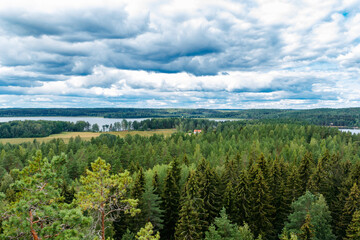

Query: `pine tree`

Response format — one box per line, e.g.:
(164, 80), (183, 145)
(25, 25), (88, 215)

(345, 210), (360, 239)
(136, 222), (160, 240)
(76, 157), (139, 240)
(284, 192), (335, 240)
(1, 151), (92, 239)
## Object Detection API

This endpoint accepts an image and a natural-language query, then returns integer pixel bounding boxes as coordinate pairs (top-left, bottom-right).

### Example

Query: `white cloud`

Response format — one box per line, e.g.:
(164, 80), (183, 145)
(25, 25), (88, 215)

(0, 0), (360, 108)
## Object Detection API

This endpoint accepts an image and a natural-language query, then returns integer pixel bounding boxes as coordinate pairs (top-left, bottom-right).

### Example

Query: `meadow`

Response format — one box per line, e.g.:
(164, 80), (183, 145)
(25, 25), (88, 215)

(0, 129), (176, 144)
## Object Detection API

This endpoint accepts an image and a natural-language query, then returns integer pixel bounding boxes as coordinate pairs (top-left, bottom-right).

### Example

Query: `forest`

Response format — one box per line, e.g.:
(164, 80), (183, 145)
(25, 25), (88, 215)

(0, 118), (213, 138)
(1, 119), (360, 239)
(1, 107), (360, 127)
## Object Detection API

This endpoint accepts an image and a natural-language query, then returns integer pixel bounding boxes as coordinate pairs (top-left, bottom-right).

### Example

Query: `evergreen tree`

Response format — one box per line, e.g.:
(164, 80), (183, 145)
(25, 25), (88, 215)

(284, 191), (335, 240)
(130, 168), (146, 232)
(233, 169), (250, 225)
(345, 210), (360, 240)
(76, 157), (139, 240)
(248, 166), (275, 239)
(285, 166), (302, 205)
(121, 229), (135, 240)
(269, 158), (290, 236)
(299, 214), (314, 240)
(136, 222), (160, 240)
(338, 183), (360, 239)
(298, 152), (313, 194)
(204, 208), (242, 240)
(132, 168), (146, 200)
(196, 159), (222, 233)
(1, 151), (91, 239)
(175, 195), (202, 240)
(223, 181), (237, 223)
(161, 162), (181, 240)
(239, 222), (257, 240)
(152, 171), (161, 197)
(142, 183), (164, 231)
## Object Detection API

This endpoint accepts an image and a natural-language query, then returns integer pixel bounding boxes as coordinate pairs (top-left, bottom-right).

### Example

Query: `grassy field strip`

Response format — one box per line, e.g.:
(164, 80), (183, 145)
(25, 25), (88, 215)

(0, 129), (176, 144)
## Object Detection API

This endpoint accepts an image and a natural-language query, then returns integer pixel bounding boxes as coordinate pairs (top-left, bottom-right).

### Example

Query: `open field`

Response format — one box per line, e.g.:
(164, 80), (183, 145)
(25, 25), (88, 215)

(0, 129), (176, 145)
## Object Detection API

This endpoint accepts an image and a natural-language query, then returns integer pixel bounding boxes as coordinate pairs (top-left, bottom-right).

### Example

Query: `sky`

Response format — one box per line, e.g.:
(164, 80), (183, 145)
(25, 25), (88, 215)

(0, 0), (360, 109)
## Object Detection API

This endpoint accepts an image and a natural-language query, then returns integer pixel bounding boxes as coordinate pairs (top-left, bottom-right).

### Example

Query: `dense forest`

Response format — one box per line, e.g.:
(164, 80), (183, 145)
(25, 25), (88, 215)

(0, 120), (92, 138)
(1, 108), (360, 127)
(0, 118), (214, 138)
(1, 119), (360, 239)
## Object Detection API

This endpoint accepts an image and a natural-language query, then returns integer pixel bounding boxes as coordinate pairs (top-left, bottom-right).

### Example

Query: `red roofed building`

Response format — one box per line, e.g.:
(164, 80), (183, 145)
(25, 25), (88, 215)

(193, 129), (202, 134)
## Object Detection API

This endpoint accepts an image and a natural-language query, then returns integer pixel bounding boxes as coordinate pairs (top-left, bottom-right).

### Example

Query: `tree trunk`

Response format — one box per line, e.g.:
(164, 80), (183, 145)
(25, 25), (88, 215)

(29, 209), (40, 240)
(101, 207), (105, 240)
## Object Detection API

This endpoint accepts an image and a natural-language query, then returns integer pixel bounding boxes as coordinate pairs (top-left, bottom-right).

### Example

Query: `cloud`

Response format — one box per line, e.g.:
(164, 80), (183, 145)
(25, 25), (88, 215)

(0, 0), (360, 108)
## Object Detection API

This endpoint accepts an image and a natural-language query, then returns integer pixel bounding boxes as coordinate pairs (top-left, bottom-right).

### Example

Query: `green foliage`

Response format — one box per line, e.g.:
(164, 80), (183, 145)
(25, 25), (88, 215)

(345, 210), (360, 239)
(141, 182), (164, 231)
(136, 222), (160, 240)
(1, 151), (91, 239)
(248, 164), (275, 239)
(76, 157), (139, 239)
(299, 214), (314, 240)
(161, 160), (181, 240)
(338, 183), (360, 239)
(284, 191), (335, 240)
(205, 208), (257, 240)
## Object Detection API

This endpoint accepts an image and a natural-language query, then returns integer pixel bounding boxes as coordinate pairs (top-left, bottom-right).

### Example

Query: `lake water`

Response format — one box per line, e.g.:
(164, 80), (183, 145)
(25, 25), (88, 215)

(0, 117), (149, 127)
(339, 129), (360, 134)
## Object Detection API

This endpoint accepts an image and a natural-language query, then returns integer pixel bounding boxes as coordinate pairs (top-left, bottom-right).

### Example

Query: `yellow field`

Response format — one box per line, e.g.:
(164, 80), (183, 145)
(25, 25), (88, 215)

(0, 129), (176, 145)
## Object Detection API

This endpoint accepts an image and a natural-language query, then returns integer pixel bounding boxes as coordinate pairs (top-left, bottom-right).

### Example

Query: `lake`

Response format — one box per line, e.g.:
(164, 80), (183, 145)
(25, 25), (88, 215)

(339, 129), (360, 134)
(0, 117), (149, 127)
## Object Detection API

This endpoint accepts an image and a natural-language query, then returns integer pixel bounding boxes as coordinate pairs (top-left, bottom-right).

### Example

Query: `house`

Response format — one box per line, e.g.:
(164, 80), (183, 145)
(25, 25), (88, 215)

(193, 129), (202, 134)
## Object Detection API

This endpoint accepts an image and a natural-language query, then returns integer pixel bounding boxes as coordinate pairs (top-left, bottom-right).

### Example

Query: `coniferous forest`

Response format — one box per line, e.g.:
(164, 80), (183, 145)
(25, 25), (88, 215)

(1, 119), (360, 239)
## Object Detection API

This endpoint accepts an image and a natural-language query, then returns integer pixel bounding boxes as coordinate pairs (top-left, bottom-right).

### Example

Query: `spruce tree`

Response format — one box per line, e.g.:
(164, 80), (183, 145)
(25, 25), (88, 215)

(175, 195), (202, 240)
(152, 171), (161, 197)
(161, 163), (181, 240)
(129, 168), (146, 233)
(285, 166), (302, 205)
(196, 160), (222, 232)
(248, 166), (275, 239)
(204, 208), (242, 240)
(338, 183), (360, 238)
(269, 158), (290, 237)
(298, 152), (313, 194)
(345, 210), (360, 240)
(142, 183), (164, 232)
(233, 169), (250, 225)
